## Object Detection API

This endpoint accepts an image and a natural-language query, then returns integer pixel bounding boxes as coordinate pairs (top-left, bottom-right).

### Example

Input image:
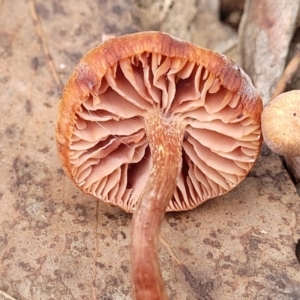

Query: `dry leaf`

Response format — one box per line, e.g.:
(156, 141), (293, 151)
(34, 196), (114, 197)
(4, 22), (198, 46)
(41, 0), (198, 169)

(239, 0), (300, 104)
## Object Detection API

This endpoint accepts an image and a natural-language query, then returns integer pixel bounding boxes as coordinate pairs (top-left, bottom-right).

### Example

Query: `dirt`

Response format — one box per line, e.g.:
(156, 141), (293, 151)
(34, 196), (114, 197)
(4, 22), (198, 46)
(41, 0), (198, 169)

(0, 1), (300, 299)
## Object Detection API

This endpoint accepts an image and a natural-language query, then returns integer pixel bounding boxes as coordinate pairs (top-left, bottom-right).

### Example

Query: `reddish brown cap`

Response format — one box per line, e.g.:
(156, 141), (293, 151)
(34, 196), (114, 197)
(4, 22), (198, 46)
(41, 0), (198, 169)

(56, 31), (263, 212)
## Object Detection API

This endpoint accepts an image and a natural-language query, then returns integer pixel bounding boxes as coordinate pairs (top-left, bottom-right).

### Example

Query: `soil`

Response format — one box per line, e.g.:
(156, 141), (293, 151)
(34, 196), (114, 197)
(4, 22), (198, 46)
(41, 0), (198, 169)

(1, 1), (300, 299)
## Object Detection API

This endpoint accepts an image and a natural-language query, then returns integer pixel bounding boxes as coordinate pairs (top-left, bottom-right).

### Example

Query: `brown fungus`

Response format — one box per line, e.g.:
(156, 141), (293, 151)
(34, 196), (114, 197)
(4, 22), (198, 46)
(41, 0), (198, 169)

(56, 32), (263, 299)
(262, 90), (300, 157)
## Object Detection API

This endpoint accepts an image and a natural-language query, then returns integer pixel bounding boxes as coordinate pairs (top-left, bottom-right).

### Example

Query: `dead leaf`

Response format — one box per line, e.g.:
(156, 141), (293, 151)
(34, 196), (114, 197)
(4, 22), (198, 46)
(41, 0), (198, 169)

(239, 0), (300, 104)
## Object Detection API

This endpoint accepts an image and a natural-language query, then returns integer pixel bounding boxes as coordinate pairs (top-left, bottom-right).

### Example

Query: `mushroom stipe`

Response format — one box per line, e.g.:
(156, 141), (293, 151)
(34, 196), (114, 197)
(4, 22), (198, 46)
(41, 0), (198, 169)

(56, 32), (263, 300)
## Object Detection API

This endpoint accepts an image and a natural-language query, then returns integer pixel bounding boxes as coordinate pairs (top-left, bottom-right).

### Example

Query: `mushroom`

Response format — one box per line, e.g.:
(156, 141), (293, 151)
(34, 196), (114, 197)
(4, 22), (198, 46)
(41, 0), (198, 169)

(262, 90), (300, 157)
(56, 32), (263, 299)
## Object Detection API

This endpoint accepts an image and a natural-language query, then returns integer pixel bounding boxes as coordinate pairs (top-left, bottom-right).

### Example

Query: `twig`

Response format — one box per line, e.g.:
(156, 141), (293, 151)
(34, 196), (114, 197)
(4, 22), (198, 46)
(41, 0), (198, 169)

(28, 0), (63, 91)
(159, 235), (183, 266)
(271, 43), (300, 100)
(0, 290), (17, 300)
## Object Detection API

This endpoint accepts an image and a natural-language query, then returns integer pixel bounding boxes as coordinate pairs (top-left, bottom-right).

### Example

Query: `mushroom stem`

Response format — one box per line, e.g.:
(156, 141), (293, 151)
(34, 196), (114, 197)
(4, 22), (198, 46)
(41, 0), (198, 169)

(130, 109), (184, 300)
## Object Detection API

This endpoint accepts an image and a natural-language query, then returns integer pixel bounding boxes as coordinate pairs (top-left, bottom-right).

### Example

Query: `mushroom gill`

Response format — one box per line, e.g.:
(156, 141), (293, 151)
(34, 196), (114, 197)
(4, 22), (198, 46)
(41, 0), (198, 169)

(67, 51), (261, 213)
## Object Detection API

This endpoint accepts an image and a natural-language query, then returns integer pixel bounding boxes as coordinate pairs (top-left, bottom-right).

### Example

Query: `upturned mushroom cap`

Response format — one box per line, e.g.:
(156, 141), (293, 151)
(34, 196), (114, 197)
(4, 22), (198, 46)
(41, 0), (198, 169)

(56, 31), (263, 212)
(262, 90), (300, 157)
